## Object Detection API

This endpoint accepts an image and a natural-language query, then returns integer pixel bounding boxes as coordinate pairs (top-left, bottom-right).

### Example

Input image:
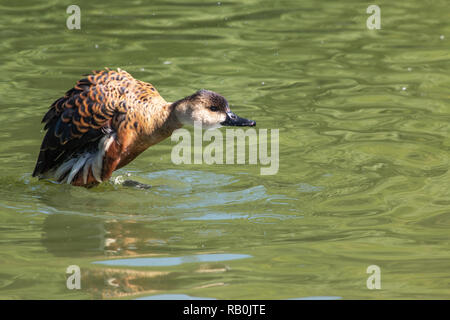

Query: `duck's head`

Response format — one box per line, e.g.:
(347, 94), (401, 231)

(173, 89), (256, 129)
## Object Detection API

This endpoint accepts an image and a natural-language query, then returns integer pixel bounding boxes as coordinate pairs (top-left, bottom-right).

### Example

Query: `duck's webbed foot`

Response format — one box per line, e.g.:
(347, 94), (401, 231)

(122, 179), (152, 189)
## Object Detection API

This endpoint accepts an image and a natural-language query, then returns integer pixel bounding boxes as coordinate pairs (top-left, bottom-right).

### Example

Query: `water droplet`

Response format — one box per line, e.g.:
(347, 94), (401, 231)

(114, 176), (124, 184)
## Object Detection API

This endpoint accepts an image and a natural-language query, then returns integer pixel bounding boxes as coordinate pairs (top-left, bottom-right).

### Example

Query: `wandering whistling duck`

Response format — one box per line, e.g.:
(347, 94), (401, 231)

(32, 68), (256, 187)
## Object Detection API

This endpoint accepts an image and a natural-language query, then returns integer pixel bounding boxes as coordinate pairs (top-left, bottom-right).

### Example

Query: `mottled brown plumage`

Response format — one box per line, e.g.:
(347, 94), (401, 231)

(33, 68), (255, 187)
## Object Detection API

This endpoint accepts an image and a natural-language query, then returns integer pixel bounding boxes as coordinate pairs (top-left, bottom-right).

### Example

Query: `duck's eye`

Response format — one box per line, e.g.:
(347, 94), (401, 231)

(209, 106), (219, 112)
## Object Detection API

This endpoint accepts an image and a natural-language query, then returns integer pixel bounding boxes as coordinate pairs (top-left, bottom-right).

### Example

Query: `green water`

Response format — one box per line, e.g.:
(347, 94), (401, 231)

(1, 0), (449, 299)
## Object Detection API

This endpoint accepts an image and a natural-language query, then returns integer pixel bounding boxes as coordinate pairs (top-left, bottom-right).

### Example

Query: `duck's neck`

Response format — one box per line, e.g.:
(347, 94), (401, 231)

(136, 101), (183, 148)
(169, 97), (192, 127)
(165, 102), (184, 130)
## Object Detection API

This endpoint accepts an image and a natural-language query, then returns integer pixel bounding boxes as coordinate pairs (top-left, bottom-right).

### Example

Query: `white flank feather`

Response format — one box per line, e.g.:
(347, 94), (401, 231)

(53, 134), (116, 185)
(104, 135), (114, 152)
(66, 153), (89, 184)
(55, 158), (77, 181)
(82, 155), (92, 185)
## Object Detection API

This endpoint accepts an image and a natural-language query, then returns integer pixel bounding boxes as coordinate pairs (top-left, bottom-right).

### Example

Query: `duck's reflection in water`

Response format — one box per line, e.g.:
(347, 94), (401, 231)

(83, 268), (173, 299)
(40, 213), (231, 299)
(41, 213), (168, 298)
(41, 213), (163, 257)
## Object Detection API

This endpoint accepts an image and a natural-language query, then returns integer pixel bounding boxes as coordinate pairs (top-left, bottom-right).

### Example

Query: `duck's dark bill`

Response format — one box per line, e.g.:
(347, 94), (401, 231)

(221, 111), (256, 127)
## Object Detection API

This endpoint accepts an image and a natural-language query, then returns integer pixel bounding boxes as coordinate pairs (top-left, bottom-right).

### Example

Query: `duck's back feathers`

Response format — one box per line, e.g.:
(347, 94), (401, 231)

(33, 68), (163, 185)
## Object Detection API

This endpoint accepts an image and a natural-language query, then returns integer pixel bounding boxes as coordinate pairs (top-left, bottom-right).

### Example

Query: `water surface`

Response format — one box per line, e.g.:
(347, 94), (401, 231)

(0, 0), (449, 299)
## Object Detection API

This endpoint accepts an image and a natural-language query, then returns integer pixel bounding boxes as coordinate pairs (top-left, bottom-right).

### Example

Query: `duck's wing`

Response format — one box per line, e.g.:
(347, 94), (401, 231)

(32, 69), (158, 181)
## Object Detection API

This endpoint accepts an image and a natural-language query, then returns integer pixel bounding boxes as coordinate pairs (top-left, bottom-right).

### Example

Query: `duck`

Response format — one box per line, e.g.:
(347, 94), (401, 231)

(32, 68), (256, 187)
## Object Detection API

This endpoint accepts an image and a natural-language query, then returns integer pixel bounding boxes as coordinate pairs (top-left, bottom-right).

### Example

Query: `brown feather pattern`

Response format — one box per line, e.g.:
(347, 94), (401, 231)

(33, 68), (174, 186)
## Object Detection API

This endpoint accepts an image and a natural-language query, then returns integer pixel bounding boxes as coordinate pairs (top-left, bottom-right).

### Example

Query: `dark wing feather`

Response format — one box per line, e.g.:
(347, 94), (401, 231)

(32, 69), (130, 177)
